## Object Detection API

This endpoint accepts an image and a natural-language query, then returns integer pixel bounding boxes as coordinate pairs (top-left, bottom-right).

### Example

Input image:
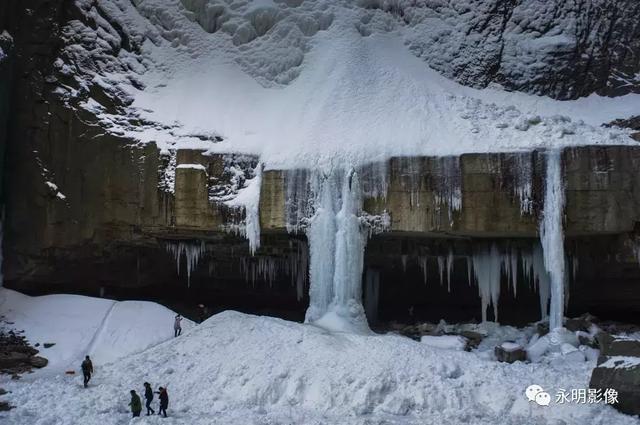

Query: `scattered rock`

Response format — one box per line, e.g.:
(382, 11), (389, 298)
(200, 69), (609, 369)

(0, 329), (48, 375)
(536, 322), (549, 337)
(43, 343), (55, 348)
(460, 331), (484, 350)
(0, 352), (31, 369)
(30, 356), (48, 368)
(495, 342), (526, 363)
(0, 401), (13, 412)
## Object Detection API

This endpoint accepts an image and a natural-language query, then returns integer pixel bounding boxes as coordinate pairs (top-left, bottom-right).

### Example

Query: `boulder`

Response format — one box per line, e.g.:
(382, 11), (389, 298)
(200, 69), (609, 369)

(590, 357), (640, 415)
(495, 342), (526, 363)
(29, 356), (48, 368)
(43, 343), (55, 349)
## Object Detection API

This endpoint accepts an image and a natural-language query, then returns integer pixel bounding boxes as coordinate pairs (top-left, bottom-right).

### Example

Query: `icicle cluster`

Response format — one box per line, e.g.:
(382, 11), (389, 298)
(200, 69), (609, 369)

(165, 241), (207, 286)
(433, 156), (462, 224)
(222, 161), (263, 255)
(512, 153), (534, 215)
(410, 242), (570, 323)
(238, 242), (309, 301)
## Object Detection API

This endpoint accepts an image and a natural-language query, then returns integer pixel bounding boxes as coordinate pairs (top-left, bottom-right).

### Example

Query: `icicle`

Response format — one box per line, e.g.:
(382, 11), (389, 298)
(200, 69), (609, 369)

(420, 256), (428, 285)
(446, 249), (454, 293)
(364, 268), (380, 324)
(633, 240), (640, 267)
(471, 244), (502, 322)
(401, 255), (408, 273)
(540, 150), (566, 330)
(437, 256), (445, 286)
(466, 257), (473, 287)
(532, 244), (551, 321)
(296, 242), (309, 301)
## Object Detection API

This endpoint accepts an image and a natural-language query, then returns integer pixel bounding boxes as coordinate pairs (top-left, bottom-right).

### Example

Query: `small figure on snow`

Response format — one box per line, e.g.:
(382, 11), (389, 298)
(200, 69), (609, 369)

(198, 304), (209, 323)
(156, 386), (169, 417)
(81, 355), (93, 388)
(174, 314), (182, 337)
(144, 382), (155, 415)
(129, 390), (142, 418)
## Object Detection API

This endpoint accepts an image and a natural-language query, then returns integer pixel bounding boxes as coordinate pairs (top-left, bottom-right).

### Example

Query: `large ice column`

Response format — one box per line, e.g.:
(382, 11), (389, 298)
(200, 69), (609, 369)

(305, 173), (338, 322)
(540, 150), (566, 330)
(305, 169), (370, 333)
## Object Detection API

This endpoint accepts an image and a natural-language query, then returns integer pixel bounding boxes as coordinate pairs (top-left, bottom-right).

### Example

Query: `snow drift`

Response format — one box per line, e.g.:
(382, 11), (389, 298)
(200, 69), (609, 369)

(0, 288), (194, 375)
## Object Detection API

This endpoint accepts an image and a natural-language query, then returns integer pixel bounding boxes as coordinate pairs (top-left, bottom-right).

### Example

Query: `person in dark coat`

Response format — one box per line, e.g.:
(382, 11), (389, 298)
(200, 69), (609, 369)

(174, 315), (182, 337)
(129, 390), (142, 418)
(156, 386), (169, 417)
(81, 355), (93, 388)
(198, 304), (208, 324)
(143, 382), (155, 415)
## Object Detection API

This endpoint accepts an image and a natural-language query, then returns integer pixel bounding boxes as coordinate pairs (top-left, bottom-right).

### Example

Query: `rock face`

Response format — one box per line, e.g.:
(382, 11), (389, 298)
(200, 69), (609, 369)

(365, 0), (640, 100)
(590, 337), (640, 415)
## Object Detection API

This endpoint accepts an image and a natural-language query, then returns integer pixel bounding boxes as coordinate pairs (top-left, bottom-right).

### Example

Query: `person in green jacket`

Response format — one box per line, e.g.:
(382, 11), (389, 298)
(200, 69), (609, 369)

(128, 390), (142, 418)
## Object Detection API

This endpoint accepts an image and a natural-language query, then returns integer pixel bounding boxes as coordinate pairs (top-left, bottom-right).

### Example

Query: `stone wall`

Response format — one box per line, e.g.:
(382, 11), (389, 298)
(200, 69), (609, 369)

(259, 147), (640, 237)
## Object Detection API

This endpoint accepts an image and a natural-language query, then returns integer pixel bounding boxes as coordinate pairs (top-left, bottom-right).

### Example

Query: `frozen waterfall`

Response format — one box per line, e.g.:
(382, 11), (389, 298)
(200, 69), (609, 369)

(306, 169), (370, 333)
(540, 150), (566, 330)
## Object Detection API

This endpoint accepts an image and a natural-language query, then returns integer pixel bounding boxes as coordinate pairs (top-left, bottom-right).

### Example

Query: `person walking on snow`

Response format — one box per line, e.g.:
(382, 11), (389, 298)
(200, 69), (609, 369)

(129, 390), (142, 418)
(156, 386), (169, 417)
(81, 355), (93, 388)
(174, 314), (182, 337)
(143, 382), (155, 415)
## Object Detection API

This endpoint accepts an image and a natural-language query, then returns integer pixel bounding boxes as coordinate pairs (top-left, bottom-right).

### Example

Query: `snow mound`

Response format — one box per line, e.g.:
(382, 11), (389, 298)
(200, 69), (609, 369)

(0, 288), (193, 375)
(3, 310), (635, 424)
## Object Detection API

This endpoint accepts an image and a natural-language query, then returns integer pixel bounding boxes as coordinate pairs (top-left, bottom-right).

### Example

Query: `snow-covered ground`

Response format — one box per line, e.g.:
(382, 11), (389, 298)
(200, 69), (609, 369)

(1, 288), (638, 424)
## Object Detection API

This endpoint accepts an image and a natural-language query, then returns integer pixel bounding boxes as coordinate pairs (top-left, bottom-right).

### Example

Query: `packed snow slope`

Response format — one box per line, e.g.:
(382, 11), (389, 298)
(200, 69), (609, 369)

(57, 0), (640, 170)
(0, 288), (194, 375)
(1, 299), (638, 424)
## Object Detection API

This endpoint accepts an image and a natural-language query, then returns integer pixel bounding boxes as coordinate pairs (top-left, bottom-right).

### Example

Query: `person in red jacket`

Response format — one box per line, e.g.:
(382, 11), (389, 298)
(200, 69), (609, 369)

(156, 386), (169, 417)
